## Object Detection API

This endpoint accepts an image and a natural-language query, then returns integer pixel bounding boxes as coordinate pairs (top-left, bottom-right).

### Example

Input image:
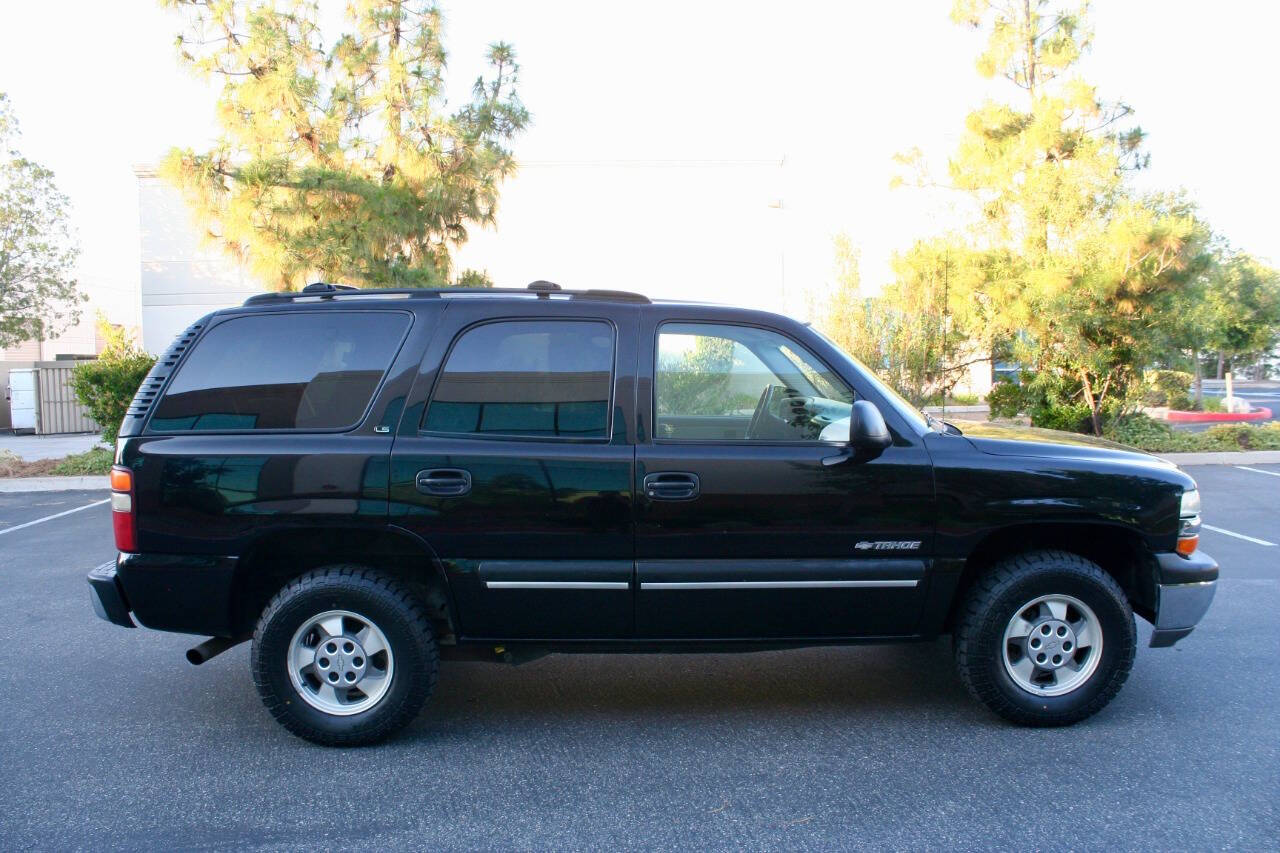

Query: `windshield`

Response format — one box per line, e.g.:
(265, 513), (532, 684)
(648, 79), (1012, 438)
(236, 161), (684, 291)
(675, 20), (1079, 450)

(808, 327), (931, 434)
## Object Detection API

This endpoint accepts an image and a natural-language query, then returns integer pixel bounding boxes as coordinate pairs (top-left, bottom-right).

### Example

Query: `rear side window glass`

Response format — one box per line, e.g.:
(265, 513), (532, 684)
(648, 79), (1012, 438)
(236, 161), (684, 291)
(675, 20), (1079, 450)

(423, 320), (614, 439)
(150, 311), (409, 431)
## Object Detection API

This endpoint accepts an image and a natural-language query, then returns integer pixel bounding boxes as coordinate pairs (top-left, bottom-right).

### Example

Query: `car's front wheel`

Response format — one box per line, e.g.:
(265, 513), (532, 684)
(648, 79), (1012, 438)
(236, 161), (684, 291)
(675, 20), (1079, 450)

(251, 566), (437, 746)
(954, 549), (1136, 726)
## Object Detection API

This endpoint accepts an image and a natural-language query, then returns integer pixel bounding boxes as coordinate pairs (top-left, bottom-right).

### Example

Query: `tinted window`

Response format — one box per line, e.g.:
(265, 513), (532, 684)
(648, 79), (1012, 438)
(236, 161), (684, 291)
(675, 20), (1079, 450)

(656, 323), (853, 441)
(423, 320), (614, 438)
(151, 311), (409, 431)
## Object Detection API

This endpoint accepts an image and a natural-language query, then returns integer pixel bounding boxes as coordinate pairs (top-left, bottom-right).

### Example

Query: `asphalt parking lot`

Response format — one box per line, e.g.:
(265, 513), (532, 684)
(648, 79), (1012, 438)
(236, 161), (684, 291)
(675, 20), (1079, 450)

(0, 466), (1276, 850)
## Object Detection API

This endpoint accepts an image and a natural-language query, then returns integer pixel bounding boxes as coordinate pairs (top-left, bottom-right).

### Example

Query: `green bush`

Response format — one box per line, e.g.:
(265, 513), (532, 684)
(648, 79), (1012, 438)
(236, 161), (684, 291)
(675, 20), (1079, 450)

(986, 380), (1026, 418)
(1105, 413), (1280, 452)
(69, 320), (156, 445)
(1201, 396), (1222, 413)
(1105, 414), (1193, 451)
(50, 447), (114, 475)
(1029, 401), (1094, 432)
(1200, 424), (1280, 450)
(1142, 369), (1194, 409)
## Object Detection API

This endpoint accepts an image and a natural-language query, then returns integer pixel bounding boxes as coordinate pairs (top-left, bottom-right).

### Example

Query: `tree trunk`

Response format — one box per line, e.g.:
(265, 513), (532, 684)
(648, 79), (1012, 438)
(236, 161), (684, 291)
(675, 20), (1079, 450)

(1216, 351), (1225, 380)
(1192, 346), (1203, 409)
(1079, 370), (1101, 436)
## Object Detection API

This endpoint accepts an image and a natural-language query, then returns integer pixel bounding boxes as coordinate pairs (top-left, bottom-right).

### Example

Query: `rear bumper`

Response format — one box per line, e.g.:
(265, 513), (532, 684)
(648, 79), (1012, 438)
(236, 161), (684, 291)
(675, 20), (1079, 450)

(1149, 550), (1219, 648)
(88, 552), (238, 636)
(87, 561), (135, 628)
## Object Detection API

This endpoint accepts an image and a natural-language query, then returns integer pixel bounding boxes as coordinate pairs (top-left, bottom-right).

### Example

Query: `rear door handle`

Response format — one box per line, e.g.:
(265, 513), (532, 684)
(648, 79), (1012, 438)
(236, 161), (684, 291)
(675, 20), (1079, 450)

(415, 468), (472, 497)
(643, 472), (700, 501)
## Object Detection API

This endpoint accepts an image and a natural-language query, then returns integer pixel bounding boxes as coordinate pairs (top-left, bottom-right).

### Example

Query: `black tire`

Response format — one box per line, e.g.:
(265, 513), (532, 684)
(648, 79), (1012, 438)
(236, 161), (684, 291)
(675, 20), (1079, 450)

(954, 549), (1136, 726)
(251, 565), (438, 746)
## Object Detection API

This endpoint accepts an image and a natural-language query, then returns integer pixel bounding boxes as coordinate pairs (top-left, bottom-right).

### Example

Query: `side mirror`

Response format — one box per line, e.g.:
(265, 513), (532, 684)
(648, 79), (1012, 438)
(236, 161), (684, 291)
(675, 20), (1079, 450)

(821, 400), (893, 465)
(849, 400), (892, 452)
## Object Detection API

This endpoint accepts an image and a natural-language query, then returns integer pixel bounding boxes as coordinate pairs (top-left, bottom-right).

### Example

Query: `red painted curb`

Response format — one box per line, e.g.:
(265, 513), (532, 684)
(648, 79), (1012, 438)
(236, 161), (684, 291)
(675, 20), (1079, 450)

(1166, 407), (1272, 423)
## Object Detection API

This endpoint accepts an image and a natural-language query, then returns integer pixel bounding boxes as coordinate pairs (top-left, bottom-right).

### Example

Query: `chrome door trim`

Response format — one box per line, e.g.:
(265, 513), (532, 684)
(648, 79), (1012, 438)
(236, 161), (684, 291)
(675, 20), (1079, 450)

(484, 580), (631, 590)
(639, 579), (919, 590)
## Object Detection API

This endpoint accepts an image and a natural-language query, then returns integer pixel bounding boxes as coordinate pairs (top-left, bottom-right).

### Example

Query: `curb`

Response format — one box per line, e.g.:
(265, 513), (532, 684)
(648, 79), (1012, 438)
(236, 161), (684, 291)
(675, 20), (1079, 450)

(1166, 407), (1272, 423)
(0, 476), (110, 493)
(1156, 450), (1280, 466)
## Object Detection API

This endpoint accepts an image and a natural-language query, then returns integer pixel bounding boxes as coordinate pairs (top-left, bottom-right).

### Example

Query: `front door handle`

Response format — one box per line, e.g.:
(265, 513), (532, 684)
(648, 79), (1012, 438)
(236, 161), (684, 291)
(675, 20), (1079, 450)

(643, 472), (700, 501)
(416, 468), (472, 497)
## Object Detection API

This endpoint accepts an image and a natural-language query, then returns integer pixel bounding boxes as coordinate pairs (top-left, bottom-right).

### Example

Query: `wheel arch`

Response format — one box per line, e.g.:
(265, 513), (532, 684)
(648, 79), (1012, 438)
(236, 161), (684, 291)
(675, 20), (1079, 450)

(228, 525), (459, 641)
(945, 521), (1157, 631)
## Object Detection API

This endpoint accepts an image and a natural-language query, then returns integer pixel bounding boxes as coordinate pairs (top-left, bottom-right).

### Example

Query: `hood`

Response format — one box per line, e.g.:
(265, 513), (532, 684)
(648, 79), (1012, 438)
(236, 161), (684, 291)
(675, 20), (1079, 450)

(948, 419), (1174, 466)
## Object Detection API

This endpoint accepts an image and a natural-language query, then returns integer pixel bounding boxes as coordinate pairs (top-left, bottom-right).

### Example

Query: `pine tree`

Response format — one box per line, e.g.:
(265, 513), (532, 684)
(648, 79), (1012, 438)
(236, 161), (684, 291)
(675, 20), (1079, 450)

(891, 1), (1212, 433)
(161, 1), (528, 290)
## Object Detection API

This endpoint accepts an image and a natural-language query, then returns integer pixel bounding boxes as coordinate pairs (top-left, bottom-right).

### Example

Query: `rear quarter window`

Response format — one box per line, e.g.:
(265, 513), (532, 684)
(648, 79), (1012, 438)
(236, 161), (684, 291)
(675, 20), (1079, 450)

(150, 311), (410, 432)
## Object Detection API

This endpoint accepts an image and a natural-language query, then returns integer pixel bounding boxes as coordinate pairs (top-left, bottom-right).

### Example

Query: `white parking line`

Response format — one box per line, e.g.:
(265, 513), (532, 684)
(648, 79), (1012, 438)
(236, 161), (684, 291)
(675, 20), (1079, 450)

(1235, 466), (1280, 478)
(0, 499), (110, 537)
(1202, 524), (1278, 547)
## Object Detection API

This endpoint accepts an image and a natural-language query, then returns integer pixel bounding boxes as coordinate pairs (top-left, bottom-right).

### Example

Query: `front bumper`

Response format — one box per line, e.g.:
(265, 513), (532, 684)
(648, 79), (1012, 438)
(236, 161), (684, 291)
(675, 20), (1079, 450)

(1149, 550), (1218, 648)
(88, 561), (135, 628)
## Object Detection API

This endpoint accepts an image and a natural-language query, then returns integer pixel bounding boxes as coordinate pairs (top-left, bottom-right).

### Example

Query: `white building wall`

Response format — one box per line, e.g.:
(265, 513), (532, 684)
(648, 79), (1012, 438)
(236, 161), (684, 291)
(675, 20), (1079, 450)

(135, 167), (261, 354)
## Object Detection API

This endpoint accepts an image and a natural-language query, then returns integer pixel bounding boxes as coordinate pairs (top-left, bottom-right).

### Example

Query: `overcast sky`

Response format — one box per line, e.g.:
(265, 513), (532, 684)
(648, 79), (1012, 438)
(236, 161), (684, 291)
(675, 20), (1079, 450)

(1, 0), (1276, 322)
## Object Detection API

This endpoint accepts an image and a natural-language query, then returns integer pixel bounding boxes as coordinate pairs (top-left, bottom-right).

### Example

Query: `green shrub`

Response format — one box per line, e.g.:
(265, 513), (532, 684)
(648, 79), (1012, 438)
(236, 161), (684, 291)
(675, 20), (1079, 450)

(1143, 369), (1194, 409)
(1200, 424), (1280, 450)
(1104, 414), (1193, 451)
(49, 447), (114, 475)
(1029, 401), (1093, 432)
(1105, 413), (1280, 452)
(1201, 396), (1222, 413)
(986, 380), (1026, 418)
(69, 319), (156, 445)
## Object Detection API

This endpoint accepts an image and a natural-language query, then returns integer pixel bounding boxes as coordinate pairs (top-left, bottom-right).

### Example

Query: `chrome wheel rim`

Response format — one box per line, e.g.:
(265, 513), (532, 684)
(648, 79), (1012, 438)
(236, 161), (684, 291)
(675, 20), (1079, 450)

(287, 609), (394, 716)
(1002, 594), (1102, 697)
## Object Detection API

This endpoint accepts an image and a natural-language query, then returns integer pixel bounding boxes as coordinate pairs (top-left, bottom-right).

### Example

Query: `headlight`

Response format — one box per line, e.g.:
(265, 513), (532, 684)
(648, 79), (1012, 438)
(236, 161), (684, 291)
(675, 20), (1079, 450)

(1180, 488), (1201, 519)
(1177, 488), (1201, 556)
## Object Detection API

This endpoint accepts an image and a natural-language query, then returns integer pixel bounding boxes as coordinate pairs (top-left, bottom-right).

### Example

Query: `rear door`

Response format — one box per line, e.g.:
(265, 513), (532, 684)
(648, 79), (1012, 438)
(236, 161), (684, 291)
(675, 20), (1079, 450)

(389, 300), (638, 640)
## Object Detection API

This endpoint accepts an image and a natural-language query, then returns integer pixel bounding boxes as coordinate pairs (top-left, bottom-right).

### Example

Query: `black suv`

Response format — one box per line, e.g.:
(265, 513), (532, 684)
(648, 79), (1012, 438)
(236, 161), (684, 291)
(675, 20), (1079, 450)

(88, 282), (1218, 745)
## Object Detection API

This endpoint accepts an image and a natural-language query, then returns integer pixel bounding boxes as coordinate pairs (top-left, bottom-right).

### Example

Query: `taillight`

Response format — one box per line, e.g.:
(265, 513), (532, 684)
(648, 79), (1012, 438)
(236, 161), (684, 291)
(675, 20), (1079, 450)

(111, 465), (136, 552)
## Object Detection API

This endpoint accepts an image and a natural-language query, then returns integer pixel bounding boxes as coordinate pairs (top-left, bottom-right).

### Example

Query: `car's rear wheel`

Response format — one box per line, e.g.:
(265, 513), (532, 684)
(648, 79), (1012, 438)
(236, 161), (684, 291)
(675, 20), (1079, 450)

(251, 566), (437, 746)
(954, 549), (1135, 726)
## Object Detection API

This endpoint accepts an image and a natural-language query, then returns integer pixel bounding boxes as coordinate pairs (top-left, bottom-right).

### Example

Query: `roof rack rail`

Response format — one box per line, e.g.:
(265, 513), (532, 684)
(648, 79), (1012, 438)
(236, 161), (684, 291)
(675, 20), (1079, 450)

(302, 282), (359, 294)
(242, 282), (651, 306)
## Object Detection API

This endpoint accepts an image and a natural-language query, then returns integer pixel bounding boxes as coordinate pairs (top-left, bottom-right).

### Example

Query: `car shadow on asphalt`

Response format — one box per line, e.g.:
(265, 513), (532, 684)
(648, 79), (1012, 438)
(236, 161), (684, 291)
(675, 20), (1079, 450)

(392, 640), (991, 739)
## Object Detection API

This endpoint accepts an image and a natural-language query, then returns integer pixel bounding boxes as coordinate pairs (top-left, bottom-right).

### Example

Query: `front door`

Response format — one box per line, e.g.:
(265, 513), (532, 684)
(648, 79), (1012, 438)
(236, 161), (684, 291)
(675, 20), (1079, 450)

(389, 301), (638, 640)
(634, 314), (935, 639)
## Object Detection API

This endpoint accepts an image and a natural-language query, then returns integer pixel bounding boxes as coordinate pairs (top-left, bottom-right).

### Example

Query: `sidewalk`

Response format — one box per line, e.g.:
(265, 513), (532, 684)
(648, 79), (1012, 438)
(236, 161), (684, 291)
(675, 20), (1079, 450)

(0, 475), (109, 492)
(0, 433), (103, 461)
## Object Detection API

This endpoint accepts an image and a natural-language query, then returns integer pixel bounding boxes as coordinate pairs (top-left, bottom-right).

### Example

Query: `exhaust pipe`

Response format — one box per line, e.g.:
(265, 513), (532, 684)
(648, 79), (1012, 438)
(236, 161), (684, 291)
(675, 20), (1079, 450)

(186, 634), (249, 666)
